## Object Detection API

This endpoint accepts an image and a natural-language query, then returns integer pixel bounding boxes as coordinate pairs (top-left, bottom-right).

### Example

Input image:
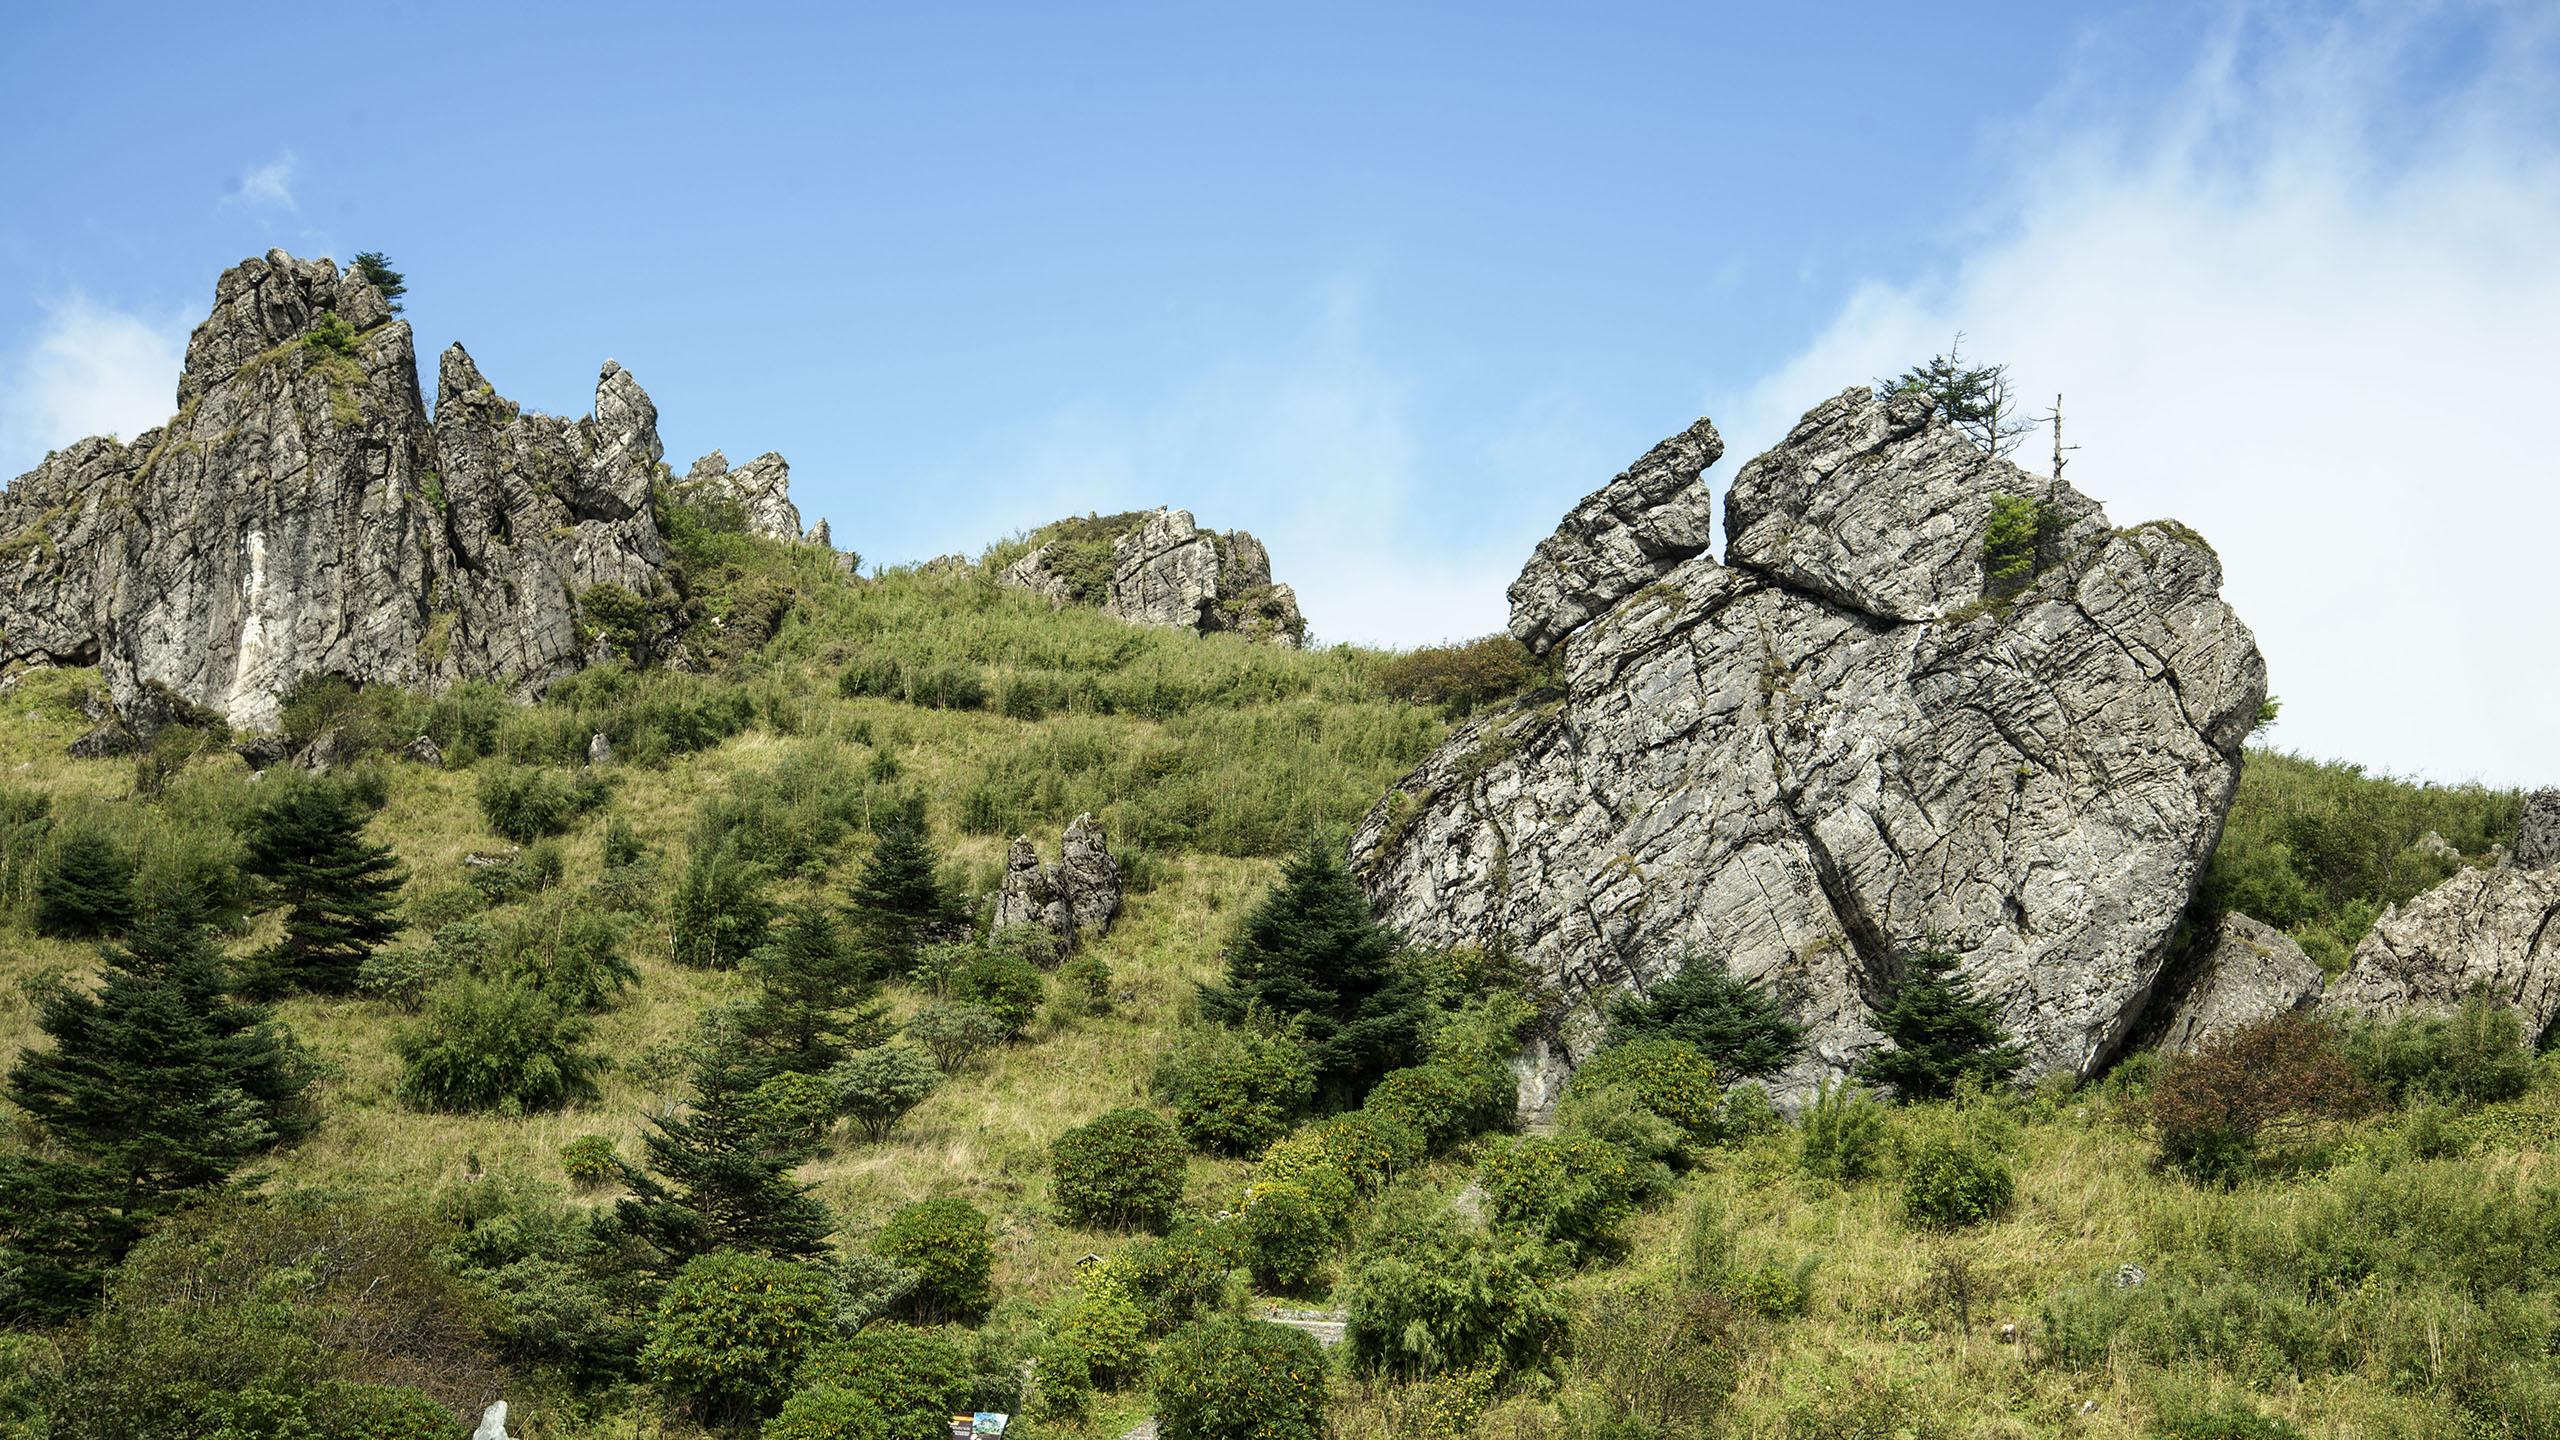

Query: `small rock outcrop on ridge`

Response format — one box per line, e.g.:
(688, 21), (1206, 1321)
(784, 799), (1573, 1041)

(999, 508), (1305, 646)
(994, 813), (1123, 953)
(2510, 789), (2560, 871)
(0, 250), (819, 731)
(1351, 386), (2266, 1100)
(2324, 830), (2560, 1043)
(2148, 913), (2325, 1055)
(682, 449), (807, 544)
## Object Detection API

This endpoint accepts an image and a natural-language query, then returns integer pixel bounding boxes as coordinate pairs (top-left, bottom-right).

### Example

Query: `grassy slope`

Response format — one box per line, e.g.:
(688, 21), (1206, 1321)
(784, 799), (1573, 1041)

(0, 555), (2546, 1440)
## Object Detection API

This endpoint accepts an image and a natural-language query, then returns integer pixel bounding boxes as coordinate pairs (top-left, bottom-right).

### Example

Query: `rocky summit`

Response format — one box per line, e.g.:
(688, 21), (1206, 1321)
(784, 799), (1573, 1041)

(0, 250), (827, 731)
(1000, 507), (1306, 645)
(2323, 800), (2560, 1043)
(1351, 386), (2267, 1101)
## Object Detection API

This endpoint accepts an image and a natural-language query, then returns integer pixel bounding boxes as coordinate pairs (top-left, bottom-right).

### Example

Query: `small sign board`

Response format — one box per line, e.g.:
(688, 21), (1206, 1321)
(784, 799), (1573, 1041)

(949, 1415), (1009, 1438)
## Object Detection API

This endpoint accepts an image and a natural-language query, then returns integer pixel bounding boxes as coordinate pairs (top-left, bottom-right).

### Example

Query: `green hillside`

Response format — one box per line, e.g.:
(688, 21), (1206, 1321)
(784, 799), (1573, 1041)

(0, 516), (2549, 1440)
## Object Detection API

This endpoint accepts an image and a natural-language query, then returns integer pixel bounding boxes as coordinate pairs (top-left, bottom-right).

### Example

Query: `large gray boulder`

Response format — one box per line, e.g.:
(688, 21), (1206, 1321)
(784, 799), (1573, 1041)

(1507, 418), (1721, 656)
(1350, 387), (2266, 1101)
(2511, 790), (2560, 871)
(995, 812), (1123, 954)
(1001, 508), (1305, 646)
(2149, 913), (2325, 1055)
(2323, 863), (2560, 1041)
(0, 250), (809, 732)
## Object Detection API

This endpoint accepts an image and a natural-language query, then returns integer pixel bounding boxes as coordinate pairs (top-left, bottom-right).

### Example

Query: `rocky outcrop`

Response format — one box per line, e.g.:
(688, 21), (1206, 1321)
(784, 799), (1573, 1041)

(2324, 860), (2560, 1044)
(683, 450), (805, 544)
(1000, 509), (1305, 646)
(2149, 913), (2325, 1055)
(2511, 790), (2560, 871)
(0, 250), (814, 730)
(1508, 418), (1721, 656)
(1351, 387), (2265, 1100)
(994, 813), (1122, 954)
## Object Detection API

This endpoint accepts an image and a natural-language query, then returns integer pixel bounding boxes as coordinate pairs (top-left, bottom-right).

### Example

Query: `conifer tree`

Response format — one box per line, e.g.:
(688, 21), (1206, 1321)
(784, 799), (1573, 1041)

(845, 795), (960, 978)
(1202, 836), (1426, 1106)
(242, 781), (404, 994)
(34, 827), (137, 939)
(1603, 952), (1805, 1080)
(0, 913), (312, 1317)
(350, 250), (406, 310)
(612, 1012), (834, 1268)
(740, 902), (881, 1079)
(1854, 948), (2028, 1101)
(1881, 334), (2036, 457)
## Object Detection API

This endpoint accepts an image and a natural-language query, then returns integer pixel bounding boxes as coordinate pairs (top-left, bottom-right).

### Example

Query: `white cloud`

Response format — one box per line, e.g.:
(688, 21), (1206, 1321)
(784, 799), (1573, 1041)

(225, 152), (297, 211)
(0, 295), (186, 480)
(1718, 6), (2560, 787)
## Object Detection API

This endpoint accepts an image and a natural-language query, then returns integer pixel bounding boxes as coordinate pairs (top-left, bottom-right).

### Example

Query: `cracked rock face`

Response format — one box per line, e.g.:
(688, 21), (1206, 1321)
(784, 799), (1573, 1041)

(994, 813), (1122, 954)
(1001, 508), (1306, 646)
(1508, 418), (1722, 656)
(2511, 790), (2560, 871)
(1350, 387), (2266, 1099)
(0, 250), (810, 730)
(2324, 860), (2560, 1044)
(2149, 913), (2324, 1055)
(683, 450), (805, 544)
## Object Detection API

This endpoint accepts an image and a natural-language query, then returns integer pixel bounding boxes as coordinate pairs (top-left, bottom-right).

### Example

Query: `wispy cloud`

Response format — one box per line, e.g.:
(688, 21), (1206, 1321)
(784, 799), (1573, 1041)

(1717, 5), (2560, 786)
(0, 295), (187, 480)
(224, 151), (297, 212)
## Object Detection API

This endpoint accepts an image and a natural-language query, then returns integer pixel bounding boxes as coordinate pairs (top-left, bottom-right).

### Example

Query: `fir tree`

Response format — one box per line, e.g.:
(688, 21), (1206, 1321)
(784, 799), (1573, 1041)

(1880, 334), (2036, 458)
(34, 827), (136, 939)
(350, 250), (406, 310)
(739, 902), (881, 1079)
(0, 913), (312, 1317)
(1603, 952), (1806, 1080)
(1202, 836), (1427, 1106)
(612, 1012), (834, 1268)
(242, 782), (404, 994)
(1854, 948), (2028, 1101)
(845, 795), (960, 978)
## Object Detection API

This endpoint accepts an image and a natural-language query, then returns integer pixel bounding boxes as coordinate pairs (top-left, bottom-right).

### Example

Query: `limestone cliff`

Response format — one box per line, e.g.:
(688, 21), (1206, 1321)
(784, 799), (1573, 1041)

(999, 508), (1306, 646)
(1350, 387), (2267, 1099)
(0, 250), (817, 729)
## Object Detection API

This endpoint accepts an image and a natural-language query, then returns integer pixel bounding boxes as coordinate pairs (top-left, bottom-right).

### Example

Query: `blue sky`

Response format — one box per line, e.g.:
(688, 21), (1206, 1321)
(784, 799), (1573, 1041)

(3, 2), (2554, 785)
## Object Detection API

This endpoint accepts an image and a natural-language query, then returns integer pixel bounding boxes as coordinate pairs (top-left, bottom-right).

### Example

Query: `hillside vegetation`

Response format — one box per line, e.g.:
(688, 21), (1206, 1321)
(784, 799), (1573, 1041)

(0, 510), (2545, 1440)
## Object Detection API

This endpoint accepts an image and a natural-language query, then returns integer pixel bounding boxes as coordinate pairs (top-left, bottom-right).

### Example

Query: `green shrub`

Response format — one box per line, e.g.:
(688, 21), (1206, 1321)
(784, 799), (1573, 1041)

(1898, 1133), (2012, 1230)
(1342, 1204), (1567, 1379)
(1240, 1181), (1337, 1294)
(1051, 1107), (1188, 1232)
(1981, 493), (2050, 597)
(1363, 1058), (1512, 1155)
(1152, 1317), (1330, 1440)
(1055, 1268), (1150, 1387)
(1726, 1259), (1818, 1319)
(793, 1324), (968, 1437)
(748, 1071), (843, 1145)
(463, 841), (562, 904)
(1109, 1222), (1246, 1335)
(903, 1002), (1006, 1073)
(474, 764), (607, 843)
(1567, 1038), (1724, 1145)
(831, 1043), (942, 1142)
(500, 906), (636, 1010)
(671, 840), (774, 969)
(954, 945), (1045, 1038)
(559, 1135), (618, 1187)
(394, 976), (598, 1114)
(35, 826), (136, 938)
(1603, 954), (1806, 1079)
(1855, 949), (2027, 1102)
(1260, 1110), (1425, 1193)
(2341, 991), (2537, 1108)
(1055, 952), (1114, 1017)
(1475, 1132), (1665, 1262)
(874, 1198), (993, 1323)
(1375, 634), (1548, 717)
(761, 1388), (889, 1440)
(1799, 1080), (1890, 1182)
(1154, 1024), (1318, 1156)
(2151, 1411), (2309, 1440)
(641, 1250), (834, 1423)
(1561, 1283), (1741, 1440)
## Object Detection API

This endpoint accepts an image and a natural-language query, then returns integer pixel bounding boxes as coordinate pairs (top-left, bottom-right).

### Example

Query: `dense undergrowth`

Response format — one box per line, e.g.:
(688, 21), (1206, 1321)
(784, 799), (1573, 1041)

(0, 509), (2543, 1440)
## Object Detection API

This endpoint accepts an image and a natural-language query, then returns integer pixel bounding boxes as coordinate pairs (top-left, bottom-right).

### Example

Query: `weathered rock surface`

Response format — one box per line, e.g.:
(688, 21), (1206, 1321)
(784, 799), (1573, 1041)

(683, 450), (804, 543)
(994, 812), (1123, 953)
(1351, 387), (2266, 1099)
(0, 250), (813, 730)
(1000, 509), (1306, 645)
(2511, 790), (2560, 871)
(2149, 913), (2325, 1055)
(2323, 864), (2560, 1042)
(1508, 418), (1721, 656)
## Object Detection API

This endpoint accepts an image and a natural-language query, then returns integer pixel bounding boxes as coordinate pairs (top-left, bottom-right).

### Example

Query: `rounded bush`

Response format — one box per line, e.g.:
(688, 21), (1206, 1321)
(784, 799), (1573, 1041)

(795, 1324), (967, 1436)
(761, 1387), (891, 1440)
(640, 1251), (834, 1422)
(1152, 1317), (1329, 1440)
(874, 1197), (993, 1322)
(831, 1043), (943, 1142)
(1111, 1222), (1246, 1335)
(1261, 1111), (1424, 1192)
(1055, 1268), (1150, 1386)
(1156, 1027), (1316, 1156)
(1361, 1060), (1508, 1154)
(394, 976), (597, 1114)
(1051, 1107), (1187, 1232)
(748, 1070), (842, 1145)
(1567, 1038), (1724, 1144)
(955, 946), (1045, 1038)
(1899, 1134), (2014, 1230)
(559, 1134), (619, 1186)
(1240, 1181), (1336, 1295)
